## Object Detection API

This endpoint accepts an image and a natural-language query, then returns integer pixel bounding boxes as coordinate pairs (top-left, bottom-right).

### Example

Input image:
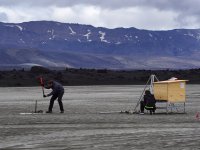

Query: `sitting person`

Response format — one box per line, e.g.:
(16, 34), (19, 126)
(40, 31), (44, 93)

(140, 90), (156, 115)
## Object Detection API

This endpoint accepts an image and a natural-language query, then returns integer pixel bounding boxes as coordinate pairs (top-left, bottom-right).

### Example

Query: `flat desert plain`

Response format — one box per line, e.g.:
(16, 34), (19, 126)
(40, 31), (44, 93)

(0, 85), (200, 149)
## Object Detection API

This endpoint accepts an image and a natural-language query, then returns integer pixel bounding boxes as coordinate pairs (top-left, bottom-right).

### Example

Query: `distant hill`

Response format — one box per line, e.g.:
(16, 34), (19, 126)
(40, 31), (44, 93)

(0, 21), (200, 69)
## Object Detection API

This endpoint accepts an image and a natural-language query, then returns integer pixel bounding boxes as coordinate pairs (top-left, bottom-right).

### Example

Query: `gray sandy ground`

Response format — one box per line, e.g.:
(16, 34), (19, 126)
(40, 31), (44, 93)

(0, 85), (200, 149)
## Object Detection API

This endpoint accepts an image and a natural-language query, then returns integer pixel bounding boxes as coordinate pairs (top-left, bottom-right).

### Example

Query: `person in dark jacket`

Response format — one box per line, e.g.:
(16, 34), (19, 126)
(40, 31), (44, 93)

(43, 80), (64, 113)
(140, 90), (156, 115)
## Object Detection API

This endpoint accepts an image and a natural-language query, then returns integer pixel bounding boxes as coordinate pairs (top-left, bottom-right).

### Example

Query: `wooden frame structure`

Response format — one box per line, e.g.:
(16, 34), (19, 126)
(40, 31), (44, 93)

(134, 75), (188, 113)
(153, 80), (188, 113)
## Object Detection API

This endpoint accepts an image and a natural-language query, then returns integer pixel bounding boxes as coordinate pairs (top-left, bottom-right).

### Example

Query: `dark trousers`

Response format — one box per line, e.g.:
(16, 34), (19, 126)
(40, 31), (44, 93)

(140, 101), (145, 113)
(48, 91), (64, 112)
(140, 101), (156, 114)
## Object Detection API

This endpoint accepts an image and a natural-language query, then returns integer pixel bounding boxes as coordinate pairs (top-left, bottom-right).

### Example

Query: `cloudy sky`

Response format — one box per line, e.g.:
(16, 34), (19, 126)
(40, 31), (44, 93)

(0, 0), (199, 30)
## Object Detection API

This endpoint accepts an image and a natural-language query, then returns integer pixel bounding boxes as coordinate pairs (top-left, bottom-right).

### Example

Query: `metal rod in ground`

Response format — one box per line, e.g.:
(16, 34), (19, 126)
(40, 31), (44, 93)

(35, 100), (37, 113)
(133, 76), (151, 112)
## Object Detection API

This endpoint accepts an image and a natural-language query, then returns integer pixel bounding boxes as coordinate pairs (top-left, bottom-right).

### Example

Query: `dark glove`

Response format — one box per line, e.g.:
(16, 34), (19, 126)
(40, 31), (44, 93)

(43, 94), (47, 98)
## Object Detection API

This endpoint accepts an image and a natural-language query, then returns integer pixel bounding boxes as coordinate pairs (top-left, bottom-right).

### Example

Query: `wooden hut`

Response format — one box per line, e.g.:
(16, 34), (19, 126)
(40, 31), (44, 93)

(153, 79), (188, 113)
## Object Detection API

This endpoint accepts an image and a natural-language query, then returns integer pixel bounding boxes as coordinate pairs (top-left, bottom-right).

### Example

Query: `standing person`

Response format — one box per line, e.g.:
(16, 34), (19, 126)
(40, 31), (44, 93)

(43, 80), (64, 113)
(140, 90), (156, 115)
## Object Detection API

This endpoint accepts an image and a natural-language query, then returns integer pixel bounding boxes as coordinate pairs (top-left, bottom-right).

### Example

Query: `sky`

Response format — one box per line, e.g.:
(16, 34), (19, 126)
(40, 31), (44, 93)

(0, 0), (200, 30)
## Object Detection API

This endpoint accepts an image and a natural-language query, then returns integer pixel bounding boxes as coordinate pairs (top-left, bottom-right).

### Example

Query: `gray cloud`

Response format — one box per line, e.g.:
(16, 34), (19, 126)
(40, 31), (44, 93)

(0, 12), (8, 22)
(0, 0), (199, 30)
(0, 0), (199, 10)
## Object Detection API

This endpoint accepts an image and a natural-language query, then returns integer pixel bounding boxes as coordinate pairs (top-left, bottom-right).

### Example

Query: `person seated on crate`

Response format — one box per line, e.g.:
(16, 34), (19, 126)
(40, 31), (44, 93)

(140, 90), (156, 115)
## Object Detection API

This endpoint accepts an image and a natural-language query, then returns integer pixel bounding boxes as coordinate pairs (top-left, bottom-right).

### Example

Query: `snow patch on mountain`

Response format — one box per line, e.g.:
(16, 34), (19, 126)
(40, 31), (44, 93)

(4, 24), (23, 31)
(196, 33), (200, 40)
(19, 39), (25, 44)
(48, 29), (56, 40)
(149, 33), (153, 37)
(4, 25), (14, 28)
(99, 31), (110, 43)
(83, 30), (92, 41)
(56, 23), (61, 26)
(69, 26), (76, 35)
(183, 32), (200, 40)
(125, 35), (132, 41)
(16, 25), (23, 31)
(184, 32), (195, 38)
(115, 42), (121, 45)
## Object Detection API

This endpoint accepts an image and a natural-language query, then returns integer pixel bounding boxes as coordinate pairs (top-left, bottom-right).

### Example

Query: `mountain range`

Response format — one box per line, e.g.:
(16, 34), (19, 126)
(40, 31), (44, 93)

(0, 21), (200, 70)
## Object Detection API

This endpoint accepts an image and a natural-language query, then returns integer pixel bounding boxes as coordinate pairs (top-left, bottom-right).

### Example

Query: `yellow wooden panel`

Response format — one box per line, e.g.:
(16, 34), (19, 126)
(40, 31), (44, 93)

(168, 82), (186, 102)
(153, 83), (168, 101)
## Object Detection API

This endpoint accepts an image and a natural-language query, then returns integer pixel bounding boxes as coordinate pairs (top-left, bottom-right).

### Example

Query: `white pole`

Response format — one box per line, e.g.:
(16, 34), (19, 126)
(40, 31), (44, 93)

(150, 74), (159, 94)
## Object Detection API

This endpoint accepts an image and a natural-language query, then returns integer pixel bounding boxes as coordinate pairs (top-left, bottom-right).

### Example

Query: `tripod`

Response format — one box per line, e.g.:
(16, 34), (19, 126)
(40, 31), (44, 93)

(133, 74), (159, 113)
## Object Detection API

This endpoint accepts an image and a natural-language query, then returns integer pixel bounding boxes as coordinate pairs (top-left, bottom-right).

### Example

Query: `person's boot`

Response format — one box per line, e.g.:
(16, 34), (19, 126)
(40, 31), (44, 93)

(60, 110), (64, 113)
(46, 110), (52, 113)
(140, 111), (144, 115)
(153, 110), (155, 114)
(150, 110), (152, 115)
